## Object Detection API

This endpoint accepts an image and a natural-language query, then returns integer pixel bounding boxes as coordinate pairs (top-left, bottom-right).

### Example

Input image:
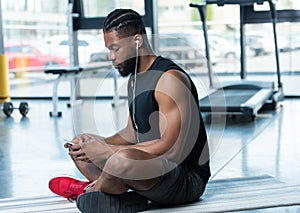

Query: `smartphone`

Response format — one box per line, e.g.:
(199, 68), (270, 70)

(58, 137), (75, 146)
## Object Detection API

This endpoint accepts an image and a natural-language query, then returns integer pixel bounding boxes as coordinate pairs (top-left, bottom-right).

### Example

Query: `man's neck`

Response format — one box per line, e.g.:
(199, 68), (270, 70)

(137, 54), (157, 74)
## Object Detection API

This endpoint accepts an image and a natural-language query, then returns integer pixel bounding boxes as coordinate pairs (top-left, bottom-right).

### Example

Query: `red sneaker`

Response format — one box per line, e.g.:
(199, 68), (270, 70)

(49, 176), (92, 202)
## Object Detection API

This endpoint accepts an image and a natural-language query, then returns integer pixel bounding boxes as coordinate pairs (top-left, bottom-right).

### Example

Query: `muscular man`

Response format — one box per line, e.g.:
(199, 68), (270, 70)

(49, 9), (210, 213)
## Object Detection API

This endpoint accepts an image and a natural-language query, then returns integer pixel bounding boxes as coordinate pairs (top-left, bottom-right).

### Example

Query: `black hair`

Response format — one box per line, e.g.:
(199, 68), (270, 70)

(103, 9), (146, 37)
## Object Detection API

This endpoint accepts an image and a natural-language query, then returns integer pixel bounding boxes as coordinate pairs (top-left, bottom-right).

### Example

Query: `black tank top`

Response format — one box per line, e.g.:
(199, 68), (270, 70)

(128, 56), (210, 179)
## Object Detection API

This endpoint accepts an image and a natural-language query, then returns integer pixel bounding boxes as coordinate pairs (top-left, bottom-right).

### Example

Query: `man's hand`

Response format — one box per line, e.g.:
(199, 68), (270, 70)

(72, 134), (98, 144)
(65, 134), (116, 168)
(68, 143), (92, 162)
(80, 137), (116, 169)
(64, 134), (95, 162)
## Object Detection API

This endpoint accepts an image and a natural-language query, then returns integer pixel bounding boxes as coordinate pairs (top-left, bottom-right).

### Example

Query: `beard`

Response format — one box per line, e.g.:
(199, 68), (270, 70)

(117, 56), (137, 77)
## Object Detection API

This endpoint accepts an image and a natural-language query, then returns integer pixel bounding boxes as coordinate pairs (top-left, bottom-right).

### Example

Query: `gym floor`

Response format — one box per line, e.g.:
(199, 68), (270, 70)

(0, 94), (299, 211)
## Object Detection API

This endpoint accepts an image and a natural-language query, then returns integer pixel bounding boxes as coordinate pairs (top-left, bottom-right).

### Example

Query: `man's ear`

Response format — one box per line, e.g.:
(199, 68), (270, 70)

(133, 34), (143, 48)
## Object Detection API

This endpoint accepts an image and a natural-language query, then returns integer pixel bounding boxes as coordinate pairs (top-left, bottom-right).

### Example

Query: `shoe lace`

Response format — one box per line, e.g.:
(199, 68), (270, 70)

(64, 183), (83, 202)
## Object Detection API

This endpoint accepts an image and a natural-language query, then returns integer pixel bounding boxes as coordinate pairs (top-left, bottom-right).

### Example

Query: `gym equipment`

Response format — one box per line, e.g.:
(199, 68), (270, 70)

(1, 102), (29, 117)
(190, 0), (284, 120)
(44, 66), (83, 117)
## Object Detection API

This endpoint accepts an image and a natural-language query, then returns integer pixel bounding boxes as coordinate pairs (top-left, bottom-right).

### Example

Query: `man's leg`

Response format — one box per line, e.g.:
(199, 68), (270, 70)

(76, 148), (163, 213)
(87, 148), (163, 194)
(73, 158), (101, 182)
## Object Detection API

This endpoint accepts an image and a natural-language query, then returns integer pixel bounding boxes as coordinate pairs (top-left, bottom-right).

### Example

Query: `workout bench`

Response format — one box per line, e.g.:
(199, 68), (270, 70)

(44, 66), (83, 117)
(44, 66), (120, 117)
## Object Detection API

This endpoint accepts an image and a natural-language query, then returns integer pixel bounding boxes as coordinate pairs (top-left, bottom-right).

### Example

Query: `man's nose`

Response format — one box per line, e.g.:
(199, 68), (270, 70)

(109, 51), (115, 61)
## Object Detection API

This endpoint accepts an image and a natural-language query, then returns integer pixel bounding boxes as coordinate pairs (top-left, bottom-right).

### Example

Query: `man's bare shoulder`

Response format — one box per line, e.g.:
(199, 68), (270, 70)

(157, 69), (191, 89)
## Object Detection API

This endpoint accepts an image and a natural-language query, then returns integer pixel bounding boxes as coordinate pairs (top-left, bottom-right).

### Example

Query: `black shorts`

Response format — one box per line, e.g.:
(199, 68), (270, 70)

(136, 159), (208, 205)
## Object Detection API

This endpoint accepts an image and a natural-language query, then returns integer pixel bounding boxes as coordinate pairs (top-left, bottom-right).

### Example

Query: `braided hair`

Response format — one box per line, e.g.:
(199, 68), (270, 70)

(103, 9), (146, 38)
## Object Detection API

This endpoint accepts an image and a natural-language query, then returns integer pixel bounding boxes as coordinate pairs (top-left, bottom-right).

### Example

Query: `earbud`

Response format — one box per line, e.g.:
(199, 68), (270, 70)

(135, 39), (140, 47)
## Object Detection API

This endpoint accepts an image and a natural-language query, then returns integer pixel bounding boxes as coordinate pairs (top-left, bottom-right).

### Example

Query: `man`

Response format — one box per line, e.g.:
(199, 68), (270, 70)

(49, 8), (210, 213)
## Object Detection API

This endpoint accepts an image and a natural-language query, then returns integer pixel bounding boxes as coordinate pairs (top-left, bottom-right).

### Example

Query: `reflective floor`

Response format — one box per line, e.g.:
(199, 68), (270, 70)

(0, 97), (300, 212)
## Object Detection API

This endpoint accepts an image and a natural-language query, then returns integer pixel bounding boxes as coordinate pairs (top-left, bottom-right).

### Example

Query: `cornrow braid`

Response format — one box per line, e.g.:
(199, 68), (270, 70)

(103, 9), (146, 37)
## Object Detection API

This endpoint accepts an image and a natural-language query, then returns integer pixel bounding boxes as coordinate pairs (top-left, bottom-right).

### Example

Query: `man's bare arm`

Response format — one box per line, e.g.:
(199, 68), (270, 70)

(108, 70), (193, 162)
(104, 116), (136, 145)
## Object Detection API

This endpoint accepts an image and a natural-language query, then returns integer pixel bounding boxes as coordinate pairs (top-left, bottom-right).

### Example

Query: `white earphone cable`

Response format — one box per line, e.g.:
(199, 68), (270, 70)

(132, 40), (140, 144)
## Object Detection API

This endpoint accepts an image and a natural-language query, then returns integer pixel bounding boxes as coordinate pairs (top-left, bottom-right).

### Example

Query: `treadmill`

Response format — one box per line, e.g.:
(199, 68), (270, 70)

(190, 0), (284, 120)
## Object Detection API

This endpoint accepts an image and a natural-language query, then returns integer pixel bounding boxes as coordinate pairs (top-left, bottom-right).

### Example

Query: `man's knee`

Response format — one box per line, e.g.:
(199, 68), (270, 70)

(103, 148), (163, 180)
(103, 148), (138, 179)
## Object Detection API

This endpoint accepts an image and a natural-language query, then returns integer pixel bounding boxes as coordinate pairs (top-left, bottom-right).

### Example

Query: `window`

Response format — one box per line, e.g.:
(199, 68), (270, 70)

(2, 0), (300, 98)
(82, 0), (145, 17)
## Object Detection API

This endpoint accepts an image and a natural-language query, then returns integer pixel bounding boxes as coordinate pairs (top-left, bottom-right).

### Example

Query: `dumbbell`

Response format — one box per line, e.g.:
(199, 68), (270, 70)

(1, 102), (29, 117)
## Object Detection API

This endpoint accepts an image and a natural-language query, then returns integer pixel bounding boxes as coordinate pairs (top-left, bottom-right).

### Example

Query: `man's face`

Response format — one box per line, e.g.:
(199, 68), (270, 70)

(104, 31), (136, 77)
